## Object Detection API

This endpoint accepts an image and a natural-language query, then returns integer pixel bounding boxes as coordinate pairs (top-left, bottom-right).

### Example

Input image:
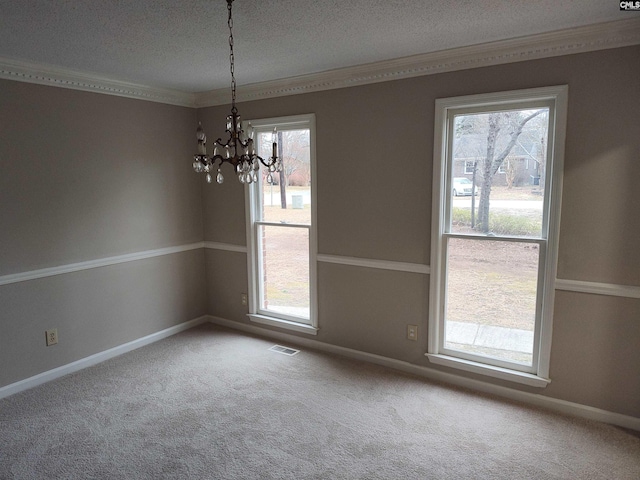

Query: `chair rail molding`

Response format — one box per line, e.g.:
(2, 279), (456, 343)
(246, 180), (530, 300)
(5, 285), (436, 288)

(555, 278), (640, 299)
(0, 243), (205, 286)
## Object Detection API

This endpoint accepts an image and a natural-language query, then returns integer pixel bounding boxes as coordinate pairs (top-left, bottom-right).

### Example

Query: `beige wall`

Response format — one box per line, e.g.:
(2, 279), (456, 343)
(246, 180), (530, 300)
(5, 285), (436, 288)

(201, 46), (640, 418)
(0, 80), (207, 387)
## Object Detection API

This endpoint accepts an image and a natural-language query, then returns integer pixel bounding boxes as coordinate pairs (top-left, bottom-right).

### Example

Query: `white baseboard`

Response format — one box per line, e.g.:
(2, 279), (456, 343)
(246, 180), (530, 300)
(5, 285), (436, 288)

(4, 314), (637, 432)
(208, 315), (640, 432)
(0, 315), (209, 400)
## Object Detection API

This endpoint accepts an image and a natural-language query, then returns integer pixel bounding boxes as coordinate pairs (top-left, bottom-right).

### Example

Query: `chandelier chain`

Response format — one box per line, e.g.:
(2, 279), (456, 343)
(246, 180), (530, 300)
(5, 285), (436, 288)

(228, 0), (237, 113)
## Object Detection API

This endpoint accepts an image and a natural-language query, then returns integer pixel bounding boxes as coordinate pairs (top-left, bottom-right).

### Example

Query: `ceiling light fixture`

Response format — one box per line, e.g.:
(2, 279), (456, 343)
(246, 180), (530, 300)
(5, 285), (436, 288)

(192, 0), (280, 185)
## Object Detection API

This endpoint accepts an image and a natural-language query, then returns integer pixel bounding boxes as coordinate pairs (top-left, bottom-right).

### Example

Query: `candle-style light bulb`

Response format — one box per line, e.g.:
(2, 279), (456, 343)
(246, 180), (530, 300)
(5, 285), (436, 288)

(271, 127), (278, 159)
(196, 123), (207, 155)
(196, 122), (206, 142)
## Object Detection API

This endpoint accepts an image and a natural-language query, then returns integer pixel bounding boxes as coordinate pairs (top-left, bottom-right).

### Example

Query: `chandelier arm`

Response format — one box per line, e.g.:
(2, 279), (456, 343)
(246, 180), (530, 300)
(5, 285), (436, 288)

(256, 155), (277, 168)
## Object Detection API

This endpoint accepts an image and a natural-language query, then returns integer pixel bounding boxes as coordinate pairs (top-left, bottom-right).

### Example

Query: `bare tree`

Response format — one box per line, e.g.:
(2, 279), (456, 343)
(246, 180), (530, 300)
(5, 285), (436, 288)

(504, 159), (517, 189)
(476, 110), (543, 232)
(280, 130), (310, 186)
(257, 129), (310, 208)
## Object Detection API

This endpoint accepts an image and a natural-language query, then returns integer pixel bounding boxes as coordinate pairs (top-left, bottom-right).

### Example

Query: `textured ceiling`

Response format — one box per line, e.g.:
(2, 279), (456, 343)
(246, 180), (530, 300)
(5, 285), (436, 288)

(0, 1), (631, 93)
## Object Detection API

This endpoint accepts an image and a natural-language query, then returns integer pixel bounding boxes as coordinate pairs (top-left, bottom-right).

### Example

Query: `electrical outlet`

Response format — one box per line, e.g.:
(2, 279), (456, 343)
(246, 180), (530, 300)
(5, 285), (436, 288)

(45, 329), (58, 346)
(241, 293), (248, 306)
(407, 325), (418, 341)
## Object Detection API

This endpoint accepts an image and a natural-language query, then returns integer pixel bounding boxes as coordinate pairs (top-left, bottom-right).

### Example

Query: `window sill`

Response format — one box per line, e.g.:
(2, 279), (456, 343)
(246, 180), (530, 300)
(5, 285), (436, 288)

(425, 353), (550, 388)
(248, 314), (318, 335)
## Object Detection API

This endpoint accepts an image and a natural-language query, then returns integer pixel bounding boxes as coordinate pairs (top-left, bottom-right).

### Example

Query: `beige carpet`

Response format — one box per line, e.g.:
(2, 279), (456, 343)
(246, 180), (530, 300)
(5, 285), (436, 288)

(1, 323), (639, 479)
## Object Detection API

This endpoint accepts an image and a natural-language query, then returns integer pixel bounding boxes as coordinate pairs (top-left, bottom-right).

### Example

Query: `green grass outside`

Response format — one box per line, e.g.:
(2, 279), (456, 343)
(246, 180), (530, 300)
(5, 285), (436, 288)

(452, 207), (541, 236)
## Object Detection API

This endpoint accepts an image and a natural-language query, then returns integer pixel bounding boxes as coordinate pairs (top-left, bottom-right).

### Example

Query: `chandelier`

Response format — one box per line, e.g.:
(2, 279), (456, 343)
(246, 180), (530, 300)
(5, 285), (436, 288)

(192, 0), (281, 185)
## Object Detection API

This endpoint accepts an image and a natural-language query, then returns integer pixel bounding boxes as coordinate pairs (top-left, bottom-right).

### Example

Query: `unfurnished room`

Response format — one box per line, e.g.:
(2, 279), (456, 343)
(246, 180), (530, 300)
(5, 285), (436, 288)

(1, 1), (639, 478)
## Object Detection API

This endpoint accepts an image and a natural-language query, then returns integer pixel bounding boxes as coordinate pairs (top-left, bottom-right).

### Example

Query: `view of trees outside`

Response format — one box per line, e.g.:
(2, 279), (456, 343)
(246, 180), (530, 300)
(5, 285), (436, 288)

(444, 108), (550, 365)
(256, 129), (311, 319)
(451, 109), (548, 235)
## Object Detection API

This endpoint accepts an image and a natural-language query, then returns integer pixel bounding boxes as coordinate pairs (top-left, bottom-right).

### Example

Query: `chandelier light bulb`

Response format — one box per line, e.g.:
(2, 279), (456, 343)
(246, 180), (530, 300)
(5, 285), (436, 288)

(271, 128), (278, 159)
(196, 123), (206, 141)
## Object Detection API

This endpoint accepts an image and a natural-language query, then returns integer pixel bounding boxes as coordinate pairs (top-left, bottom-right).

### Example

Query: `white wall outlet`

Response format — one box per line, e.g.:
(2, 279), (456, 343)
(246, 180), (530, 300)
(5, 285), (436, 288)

(407, 325), (418, 341)
(241, 293), (248, 306)
(45, 329), (58, 346)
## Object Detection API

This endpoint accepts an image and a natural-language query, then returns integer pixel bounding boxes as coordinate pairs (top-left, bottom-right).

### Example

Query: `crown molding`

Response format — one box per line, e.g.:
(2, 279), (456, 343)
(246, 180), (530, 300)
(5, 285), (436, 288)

(0, 57), (196, 107)
(1, 19), (638, 108)
(196, 18), (640, 107)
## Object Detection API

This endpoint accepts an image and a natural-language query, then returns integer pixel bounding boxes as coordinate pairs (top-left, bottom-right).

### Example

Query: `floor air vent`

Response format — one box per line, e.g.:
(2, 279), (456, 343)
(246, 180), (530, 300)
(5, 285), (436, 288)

(269, 345), (300, 356)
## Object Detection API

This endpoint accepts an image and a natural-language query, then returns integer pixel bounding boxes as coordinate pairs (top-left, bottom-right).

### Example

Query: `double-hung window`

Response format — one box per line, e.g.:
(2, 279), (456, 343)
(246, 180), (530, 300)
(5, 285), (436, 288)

(245, 114), (317, 334)
(428, 86), (567, 387)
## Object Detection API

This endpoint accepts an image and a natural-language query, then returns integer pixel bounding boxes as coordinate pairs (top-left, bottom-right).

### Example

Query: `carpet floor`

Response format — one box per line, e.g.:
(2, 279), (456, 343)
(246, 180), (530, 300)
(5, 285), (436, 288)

(1, 323), (639, 479)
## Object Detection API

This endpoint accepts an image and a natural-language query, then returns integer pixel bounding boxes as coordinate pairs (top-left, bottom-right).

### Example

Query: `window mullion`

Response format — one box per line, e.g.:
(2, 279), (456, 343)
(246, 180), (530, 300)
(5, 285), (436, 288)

(256, 221), (310, 229)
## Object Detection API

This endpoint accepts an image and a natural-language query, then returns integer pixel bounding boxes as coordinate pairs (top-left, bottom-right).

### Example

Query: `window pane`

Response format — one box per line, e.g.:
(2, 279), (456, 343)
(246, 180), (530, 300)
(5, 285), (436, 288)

(450, 109), (548, 238)
(260, 224), (310, 319)
(444, 238), (540, 366)
(257, 129), (311, 225)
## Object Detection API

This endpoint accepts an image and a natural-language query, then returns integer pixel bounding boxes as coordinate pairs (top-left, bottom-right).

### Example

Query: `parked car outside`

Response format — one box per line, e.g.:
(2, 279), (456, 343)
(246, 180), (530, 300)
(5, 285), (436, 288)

(452, 177), (478, 196)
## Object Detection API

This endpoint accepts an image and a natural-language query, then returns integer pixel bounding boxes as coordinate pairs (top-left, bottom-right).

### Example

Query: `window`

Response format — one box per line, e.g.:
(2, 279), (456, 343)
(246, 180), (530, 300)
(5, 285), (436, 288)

(428, 86), (567, 387)
(245, 114), (317, 334)
(464, 161), (476, 175)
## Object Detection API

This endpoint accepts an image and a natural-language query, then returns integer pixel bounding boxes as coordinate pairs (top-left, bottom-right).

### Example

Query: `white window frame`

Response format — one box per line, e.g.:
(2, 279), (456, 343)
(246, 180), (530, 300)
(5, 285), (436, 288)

(427, 86), (568, 387)
(245, 114), (318, 335)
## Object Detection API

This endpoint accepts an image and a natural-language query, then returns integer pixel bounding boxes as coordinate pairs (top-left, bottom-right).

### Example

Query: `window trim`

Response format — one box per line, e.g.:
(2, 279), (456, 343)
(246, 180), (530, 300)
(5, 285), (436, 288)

(427, 86), (568, 387)
(244, 114), (318, 334)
